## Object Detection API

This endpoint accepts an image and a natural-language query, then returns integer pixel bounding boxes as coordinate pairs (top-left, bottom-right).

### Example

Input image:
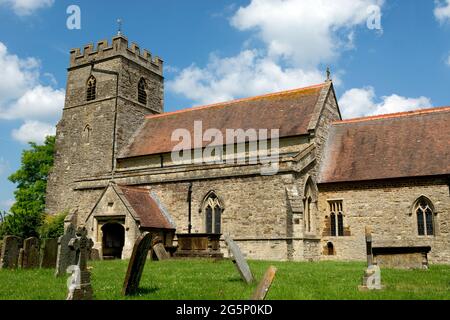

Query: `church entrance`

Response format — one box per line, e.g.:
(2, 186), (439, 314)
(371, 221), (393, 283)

(101, 223), (125, 259)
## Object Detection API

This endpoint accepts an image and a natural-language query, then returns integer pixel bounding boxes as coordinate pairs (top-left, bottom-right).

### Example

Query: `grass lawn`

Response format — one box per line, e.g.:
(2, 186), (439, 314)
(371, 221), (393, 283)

(0, 259), (449, 300)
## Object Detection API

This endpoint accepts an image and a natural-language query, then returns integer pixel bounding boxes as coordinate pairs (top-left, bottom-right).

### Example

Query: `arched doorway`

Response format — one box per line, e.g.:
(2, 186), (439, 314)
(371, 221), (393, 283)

(102, 223), (125, 259)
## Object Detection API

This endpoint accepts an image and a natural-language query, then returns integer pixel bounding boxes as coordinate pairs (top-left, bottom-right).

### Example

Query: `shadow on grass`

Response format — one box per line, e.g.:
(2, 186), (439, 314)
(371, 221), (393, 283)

(133, 286), (160, 295)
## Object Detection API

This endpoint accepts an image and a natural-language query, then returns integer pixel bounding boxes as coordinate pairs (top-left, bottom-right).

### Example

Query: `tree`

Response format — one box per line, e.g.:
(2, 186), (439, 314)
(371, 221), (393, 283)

(0, 136), (55, 238)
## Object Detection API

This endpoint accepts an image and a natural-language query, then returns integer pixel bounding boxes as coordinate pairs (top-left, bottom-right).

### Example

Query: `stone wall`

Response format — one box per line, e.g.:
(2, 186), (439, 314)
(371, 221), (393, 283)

(318, 178), (450, 264)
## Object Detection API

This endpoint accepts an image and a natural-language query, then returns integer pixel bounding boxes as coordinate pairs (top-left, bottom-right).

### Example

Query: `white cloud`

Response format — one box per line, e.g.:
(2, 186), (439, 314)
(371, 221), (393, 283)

(446, 54), (450, 66)
(12, 120), (56, 144)
(0, 42), (64, 144)
(169, 0), (383, 105)
(168, 50), (324, 105)
(0, 85), (65, 121)
(434, 0), (450, 24)
(231, 0), (384, 68)
(339, 87), (433, 119)
(0, 0), (54, 16)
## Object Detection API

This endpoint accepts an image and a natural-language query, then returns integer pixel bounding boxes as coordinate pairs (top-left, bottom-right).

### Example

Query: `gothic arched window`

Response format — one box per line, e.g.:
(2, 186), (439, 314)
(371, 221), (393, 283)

(303, 178), (317, 234)
(414, 197), (435, 236)
(86, 76), (96, 101)
(202, 192), (223, 234)
(138, 78), (147, 105)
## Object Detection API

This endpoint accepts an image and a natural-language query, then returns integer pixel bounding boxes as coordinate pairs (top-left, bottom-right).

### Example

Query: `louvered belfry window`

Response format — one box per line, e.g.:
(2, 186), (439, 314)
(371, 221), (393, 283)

(86, 76), (96, 101)
(138, 78), (147, 105)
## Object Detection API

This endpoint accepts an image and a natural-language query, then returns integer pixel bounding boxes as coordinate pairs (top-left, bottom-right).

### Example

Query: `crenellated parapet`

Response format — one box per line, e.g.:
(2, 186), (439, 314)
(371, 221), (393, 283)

(69, 35), (163, 75)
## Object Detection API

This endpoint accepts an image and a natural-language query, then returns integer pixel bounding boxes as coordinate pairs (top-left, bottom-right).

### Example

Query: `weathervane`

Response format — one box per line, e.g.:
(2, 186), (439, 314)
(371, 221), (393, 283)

(117, 18), (123, 36)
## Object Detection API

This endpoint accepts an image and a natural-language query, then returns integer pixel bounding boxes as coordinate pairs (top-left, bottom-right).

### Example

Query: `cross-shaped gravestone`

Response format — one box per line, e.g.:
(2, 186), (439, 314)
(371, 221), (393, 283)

(224, 235), (254, 284)
(66, 227), (94, 300)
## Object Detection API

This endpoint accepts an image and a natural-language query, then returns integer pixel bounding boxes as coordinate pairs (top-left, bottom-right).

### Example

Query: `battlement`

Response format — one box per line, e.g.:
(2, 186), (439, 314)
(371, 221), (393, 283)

(69, 35), (163, 75)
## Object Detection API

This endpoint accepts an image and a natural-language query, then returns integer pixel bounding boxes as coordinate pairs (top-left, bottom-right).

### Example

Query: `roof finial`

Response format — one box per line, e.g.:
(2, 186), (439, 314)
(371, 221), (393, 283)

(326, 66), (332, 82)
(117, 18), (123, 36)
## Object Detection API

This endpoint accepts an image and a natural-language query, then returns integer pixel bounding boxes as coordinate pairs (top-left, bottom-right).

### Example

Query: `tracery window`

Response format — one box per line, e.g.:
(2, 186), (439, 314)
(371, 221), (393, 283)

(329, 200), (344, 237)
(415, 197), (435, 236)
(203, 192), (223, 234)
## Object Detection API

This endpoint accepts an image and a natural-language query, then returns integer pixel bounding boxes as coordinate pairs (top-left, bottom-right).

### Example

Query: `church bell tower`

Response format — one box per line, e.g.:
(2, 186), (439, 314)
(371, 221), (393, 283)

(45, 34), (164, 217)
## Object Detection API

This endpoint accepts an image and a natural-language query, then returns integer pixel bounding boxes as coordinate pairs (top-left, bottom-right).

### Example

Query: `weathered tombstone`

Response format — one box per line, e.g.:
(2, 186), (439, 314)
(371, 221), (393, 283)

(152, 236), (170, 261)
(21, 237), (40, 269)
(66, 227), (94, 300)
(0, 236), (22, 269)
(40, 239), (58, 269)
(359, 227), (383, 291)
(55, 223), (77, 277)
(250, 266), (277, 300)
(224, 235), (254, 284)
(122, 232), (153, 296)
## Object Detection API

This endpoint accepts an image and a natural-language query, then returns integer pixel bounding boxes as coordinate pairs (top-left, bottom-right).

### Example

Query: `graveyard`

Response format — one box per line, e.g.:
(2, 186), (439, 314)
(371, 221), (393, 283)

(0, 257), (449, 300)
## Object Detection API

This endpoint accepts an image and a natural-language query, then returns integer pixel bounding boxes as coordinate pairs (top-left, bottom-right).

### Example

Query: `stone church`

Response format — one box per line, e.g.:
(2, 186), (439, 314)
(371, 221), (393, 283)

(45, 35), (450, 264)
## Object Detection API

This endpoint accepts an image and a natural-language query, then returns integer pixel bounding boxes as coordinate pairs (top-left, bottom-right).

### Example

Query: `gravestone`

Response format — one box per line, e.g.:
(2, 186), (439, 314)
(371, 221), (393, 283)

(250, 266), (277, 300)
(55, 223), (77, 277)
(359, 227), (383, 291)
(122, 232), (153, 296)
(0, 236), (22, 269)
(152, 236), (170, 261)
(66, 227), (94, 300)
(224, 235), (254, 284)
(40, 239), (58, 269)
(21, 237), (40, 269)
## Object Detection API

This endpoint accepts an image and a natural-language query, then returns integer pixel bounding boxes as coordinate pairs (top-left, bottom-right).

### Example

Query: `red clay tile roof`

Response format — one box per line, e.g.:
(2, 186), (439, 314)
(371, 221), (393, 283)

(118, 185), (175, 230)
(318, 106), (450, 183)
(119, 83), (329, 158)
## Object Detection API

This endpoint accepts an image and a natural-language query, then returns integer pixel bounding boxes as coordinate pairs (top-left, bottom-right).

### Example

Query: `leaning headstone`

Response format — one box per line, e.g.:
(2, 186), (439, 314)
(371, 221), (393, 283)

(0, 236), (22, 269)
(40, 239), (58, 269)
(250, 266), (277, 300)
(55, 223), (77, 277)
(122, 232), (153, 296)
(66, 227), (94, 300)
(359, 227), (383, 291)
(152, 236), (170, 261)
(224, 235), (254, 284)
(21, 237), (40, 269)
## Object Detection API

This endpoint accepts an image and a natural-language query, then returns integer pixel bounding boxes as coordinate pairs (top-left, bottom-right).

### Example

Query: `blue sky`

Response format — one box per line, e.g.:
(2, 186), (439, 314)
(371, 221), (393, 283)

(0, 0), (450, 212)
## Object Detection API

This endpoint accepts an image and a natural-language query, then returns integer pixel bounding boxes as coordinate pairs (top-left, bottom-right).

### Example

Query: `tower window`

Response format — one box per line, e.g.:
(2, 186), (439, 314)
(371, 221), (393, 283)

(86, 76), (96, 101)
(138, 78), (147, 105)
(329, 200), (345, 237)
(414, 197), (435, 236)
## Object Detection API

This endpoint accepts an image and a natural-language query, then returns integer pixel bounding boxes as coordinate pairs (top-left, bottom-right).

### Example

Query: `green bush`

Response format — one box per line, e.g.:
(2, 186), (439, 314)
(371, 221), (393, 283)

(39, 212), (67, 240)
(0, 211), (43, 239)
